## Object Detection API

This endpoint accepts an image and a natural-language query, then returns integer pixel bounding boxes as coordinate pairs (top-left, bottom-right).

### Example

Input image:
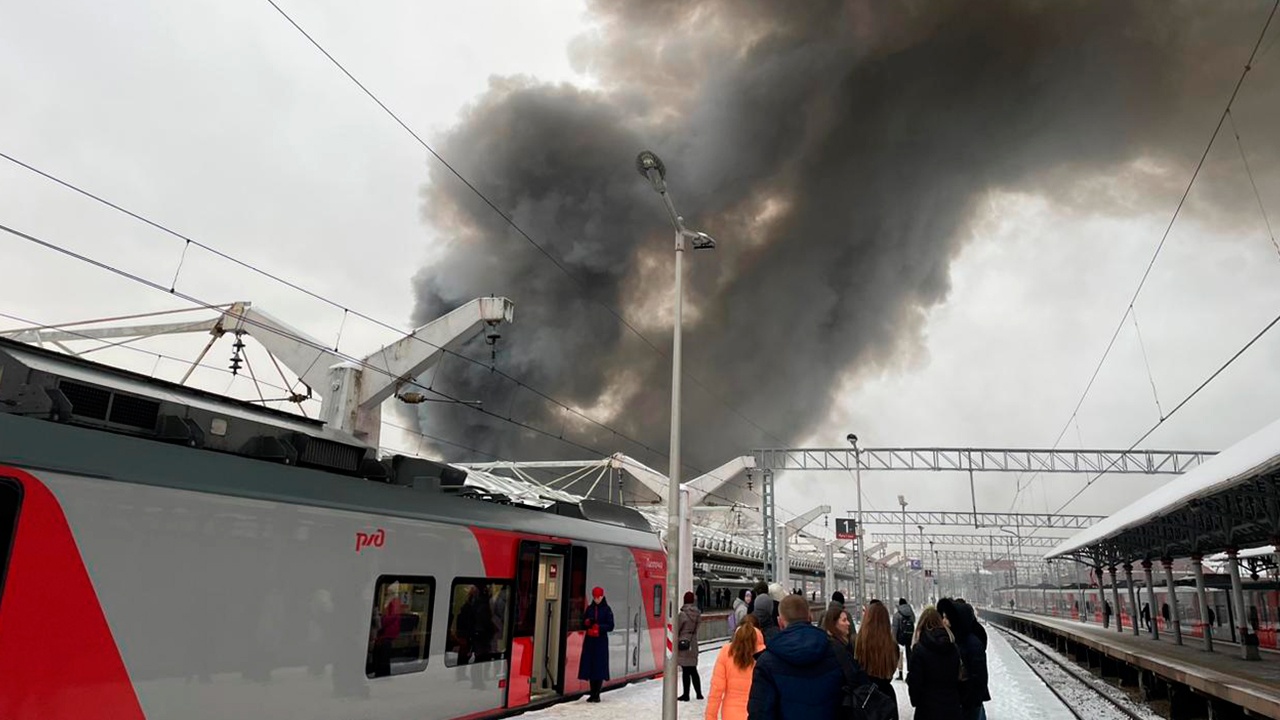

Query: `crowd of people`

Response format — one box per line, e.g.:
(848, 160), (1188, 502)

(578, 580), (992, 719)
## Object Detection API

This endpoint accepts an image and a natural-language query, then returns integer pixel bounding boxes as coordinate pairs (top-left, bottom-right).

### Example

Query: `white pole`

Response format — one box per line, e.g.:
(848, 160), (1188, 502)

(662, 228), (684, 720)
(855, 445), (864, 604)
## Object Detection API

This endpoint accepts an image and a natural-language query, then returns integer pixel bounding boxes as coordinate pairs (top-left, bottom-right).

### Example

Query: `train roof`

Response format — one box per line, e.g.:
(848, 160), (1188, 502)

(0, 337), (658, 547)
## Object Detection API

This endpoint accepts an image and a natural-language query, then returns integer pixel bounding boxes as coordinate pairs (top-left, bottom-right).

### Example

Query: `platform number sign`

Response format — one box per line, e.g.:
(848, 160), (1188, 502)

(835, 518), (858, 540)
(908, 559), (923, 570)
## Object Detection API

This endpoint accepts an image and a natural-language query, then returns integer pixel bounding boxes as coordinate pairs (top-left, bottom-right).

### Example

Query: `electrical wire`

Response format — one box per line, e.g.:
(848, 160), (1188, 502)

(1011, 0), (1280, 510)
(0, 222), (795, 513)
(1053, 307), (1280, 515)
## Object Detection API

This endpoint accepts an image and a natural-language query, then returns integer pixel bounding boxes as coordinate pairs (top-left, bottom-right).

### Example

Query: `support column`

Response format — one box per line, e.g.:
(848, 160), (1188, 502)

(1142, 560), (1159, 640)
(1109, 566), (1124, 633)
(1191, 553), (1212, 652)
(777, 523), (791, 592)
(824, 542), (835, 601)
(1076, 562), (1088, 623)
(678, 488), (693, 605)
(1161, 557), (1182, 646)
(1226, 546), (1260, 660)
(761, 470), (776, 580)
(1124, 564), (1140, 637)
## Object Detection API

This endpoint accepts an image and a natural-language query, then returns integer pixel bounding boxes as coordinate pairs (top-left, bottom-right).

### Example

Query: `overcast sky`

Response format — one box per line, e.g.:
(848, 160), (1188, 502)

(3, 0), (1279, 549)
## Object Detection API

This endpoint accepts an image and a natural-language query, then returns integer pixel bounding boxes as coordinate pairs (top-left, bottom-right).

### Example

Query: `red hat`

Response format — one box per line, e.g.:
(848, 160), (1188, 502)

(592, 586), (605, 599)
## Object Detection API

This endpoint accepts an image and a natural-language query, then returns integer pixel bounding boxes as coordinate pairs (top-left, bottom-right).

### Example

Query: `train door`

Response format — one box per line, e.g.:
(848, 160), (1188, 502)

(530, 552), (565, 700)
(625, 556), (641, 675)
(509, 541), (570, 707)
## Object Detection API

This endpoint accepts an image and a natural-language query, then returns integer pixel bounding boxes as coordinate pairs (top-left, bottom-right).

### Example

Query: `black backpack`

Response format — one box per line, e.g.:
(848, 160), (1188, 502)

(896, 611), (914, 646)
(850, 683), (897, 720)
(831, 639), (896, 720)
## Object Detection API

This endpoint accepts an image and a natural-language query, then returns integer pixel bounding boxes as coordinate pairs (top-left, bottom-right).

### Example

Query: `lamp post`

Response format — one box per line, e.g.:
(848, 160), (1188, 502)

(931, 540), (937, 597)
(898, 494), (909, 604)
(918, 525), (925, 604)
(636, 150), (716, 720)
(847, 433), (862, 604)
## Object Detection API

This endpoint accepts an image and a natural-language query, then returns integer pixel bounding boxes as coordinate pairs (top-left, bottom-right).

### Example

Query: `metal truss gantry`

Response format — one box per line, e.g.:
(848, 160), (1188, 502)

(854, 510), (1103, 530)
(751, 445), (1217, 588)
(867, 533), (1066, 549)
(753, 447), (1216, 474)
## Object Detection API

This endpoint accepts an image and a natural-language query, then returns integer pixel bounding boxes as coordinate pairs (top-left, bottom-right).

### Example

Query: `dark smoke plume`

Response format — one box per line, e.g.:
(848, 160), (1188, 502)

(409, 0), (1278, 490)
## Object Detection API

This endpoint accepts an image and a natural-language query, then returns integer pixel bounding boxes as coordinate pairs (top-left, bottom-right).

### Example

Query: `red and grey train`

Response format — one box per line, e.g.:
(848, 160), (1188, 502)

(0, 337), (668, 720)
(993, 579), (1280, 649)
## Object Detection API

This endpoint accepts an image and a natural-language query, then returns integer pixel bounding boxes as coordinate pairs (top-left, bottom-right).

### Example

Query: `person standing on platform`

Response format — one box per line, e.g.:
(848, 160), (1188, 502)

(753, 593), (780, 644)
(706, 614), (765, 720)
(891, 598), (915, 680)
(578, 586), (614, 703)
(855, 601), (901, 716)
(824, 591), (848, 633)
(730, 589), (749, 634)
(1103, 600), (1112, 629)
(939, 599), (988, 720)
(747, 595), (844, 720)
(1141, 602), (1152, 632)
(678, 591), (704, 701)
(748, 581), (769, 614)
(907, 606), (962, 720)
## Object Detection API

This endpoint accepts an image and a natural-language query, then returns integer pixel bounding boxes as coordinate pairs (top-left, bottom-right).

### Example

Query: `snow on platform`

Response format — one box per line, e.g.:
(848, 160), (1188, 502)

(525, 625), (1074, 719)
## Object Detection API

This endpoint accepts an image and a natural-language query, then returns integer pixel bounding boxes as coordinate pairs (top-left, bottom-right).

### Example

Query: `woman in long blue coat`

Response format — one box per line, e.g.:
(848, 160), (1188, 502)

(578, 586), (614, 702)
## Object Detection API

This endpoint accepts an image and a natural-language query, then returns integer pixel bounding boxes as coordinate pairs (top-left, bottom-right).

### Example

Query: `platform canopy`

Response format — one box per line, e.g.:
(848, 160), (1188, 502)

(1046, 415), (1280, 564)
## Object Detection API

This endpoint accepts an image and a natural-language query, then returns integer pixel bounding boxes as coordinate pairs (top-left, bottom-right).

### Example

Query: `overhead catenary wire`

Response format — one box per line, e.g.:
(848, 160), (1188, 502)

(1011, 0), (1280, 511)
(1226, 109), (1280, 262)
(255, 0), (791, 450)
(1053, 307), (1280, 515)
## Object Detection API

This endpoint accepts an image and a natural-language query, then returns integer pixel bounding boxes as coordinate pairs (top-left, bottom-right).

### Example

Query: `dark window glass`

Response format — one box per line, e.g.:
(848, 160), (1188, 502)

(653, 584), (663, 618)
(366, 576), (434, 678)
(513, 541), (538, 637)
(445, 579), (511, 666)
(567, 547), (588, 632)
(0, 479), (21, 604)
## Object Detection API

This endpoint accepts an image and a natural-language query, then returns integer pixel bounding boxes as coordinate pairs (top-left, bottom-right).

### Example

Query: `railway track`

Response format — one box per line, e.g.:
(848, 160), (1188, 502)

(992, 624), (1159, 720)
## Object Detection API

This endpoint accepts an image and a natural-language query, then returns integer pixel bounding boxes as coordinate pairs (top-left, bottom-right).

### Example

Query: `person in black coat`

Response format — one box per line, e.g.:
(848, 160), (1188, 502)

(907, 607), (962, 720)
(578, 586), (614, 702)
(938, 599), (989, 720)
(747, 595), (844, 720)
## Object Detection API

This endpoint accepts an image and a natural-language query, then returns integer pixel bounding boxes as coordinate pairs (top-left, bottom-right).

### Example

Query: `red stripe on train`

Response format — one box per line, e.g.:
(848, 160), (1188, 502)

(0, 466), (146, 720)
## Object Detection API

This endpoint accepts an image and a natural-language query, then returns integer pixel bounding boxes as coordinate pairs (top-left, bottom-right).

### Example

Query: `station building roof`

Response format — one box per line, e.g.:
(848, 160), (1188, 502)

(1046, 415), (1280, 564)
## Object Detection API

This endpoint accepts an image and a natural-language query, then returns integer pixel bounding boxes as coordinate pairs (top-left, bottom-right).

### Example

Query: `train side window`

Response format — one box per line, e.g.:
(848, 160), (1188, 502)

(653, 584), (662, 618)
(513, 541), (538, 638)
(444, 578), (511, 667)
(0, 479), (21, 604)
(366, 575), (435, 678)
(567, 547), (588, 632)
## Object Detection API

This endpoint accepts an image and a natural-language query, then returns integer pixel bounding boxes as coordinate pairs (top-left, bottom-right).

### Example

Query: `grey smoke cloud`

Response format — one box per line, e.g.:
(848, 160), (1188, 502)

(409, 0), (1278, 487)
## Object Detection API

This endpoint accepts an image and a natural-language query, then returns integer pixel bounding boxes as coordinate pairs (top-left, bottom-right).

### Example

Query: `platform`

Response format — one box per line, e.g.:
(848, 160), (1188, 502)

(983, 608), (1280, 718)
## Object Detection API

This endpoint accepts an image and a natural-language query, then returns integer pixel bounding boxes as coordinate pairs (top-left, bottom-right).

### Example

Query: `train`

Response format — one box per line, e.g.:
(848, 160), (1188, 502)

(991, 578), (1280, 649)
(0, 337), (668, 720)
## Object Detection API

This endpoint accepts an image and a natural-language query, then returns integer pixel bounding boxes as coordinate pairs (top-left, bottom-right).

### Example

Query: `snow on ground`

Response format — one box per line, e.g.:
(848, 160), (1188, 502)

(528, 623), (1076, 719)
(982, 622), (1077, 720)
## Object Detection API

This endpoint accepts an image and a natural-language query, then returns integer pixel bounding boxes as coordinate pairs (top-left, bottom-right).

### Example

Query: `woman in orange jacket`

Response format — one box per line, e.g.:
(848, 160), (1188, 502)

(704, 614), (765, 720)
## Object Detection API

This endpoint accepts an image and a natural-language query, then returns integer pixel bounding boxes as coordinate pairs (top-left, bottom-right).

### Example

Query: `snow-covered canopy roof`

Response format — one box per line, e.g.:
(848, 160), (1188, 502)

(1046, 415), (1280, 563)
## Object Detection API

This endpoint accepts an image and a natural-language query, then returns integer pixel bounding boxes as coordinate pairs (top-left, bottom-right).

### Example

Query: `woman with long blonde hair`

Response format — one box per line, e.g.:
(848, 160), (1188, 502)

(705, 614), (764, 720)
(906, 606), (962, 720)
(855, 602), (900, 716)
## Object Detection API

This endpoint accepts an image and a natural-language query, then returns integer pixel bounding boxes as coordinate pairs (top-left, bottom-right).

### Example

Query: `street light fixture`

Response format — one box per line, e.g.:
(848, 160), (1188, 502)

(846, 433), (863, 606)
(636, 149), (717, 720)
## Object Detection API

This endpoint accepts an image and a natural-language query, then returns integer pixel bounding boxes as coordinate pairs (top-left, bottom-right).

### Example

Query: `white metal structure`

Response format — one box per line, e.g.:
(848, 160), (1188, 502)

(2, 297), (515, 449)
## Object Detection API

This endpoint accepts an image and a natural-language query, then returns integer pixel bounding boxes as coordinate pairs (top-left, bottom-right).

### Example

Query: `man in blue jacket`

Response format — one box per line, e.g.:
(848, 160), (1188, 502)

(747, 594), (843, 720)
